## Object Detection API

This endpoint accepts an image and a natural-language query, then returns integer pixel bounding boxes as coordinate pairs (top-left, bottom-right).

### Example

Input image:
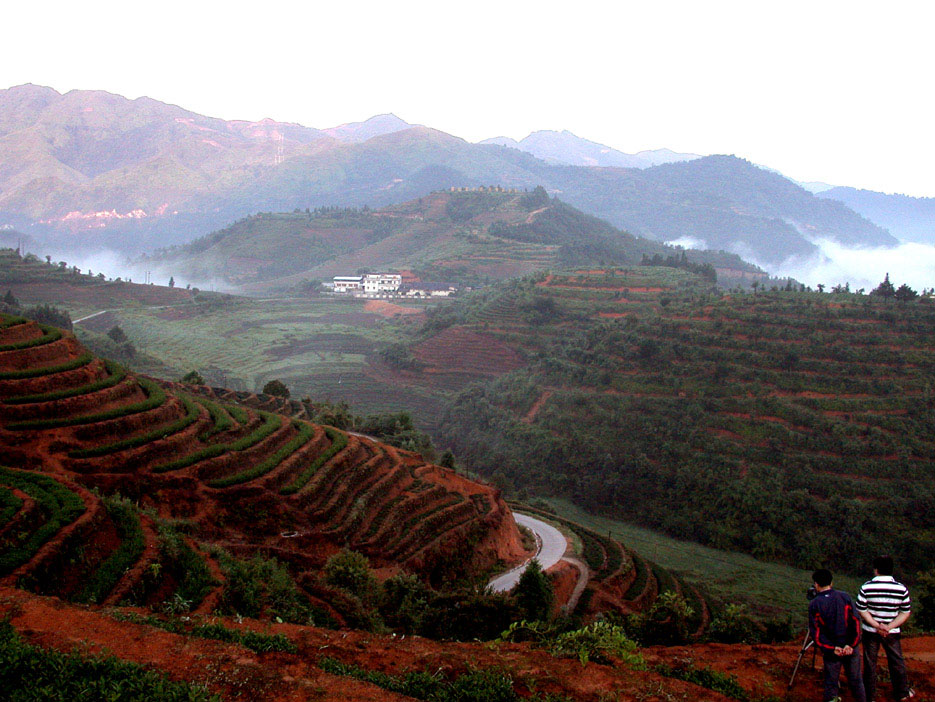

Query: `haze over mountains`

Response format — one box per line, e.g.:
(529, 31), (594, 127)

(0, 83), (924, 282)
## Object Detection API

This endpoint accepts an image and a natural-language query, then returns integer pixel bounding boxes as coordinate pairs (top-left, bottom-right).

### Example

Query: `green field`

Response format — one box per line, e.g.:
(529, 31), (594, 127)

(546, 498), (861, 619)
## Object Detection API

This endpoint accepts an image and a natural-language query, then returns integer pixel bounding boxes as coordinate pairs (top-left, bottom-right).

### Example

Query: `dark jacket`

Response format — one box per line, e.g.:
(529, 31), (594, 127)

(808, 588), (862, 654)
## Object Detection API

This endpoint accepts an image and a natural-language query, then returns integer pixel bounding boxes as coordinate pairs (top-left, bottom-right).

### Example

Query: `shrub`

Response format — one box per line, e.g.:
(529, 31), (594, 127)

(707, 603), (761, 643)
(654, 662), (749, 701)
(323, 549), (379, 604)
(380, 573), (430, 633)
(181, 370), (205, 385)
(500, 619), (644, 667)
(0, 621), (220, 701)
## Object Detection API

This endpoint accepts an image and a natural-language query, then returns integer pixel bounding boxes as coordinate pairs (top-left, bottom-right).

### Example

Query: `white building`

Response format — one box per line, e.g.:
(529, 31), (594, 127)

(362, 274), (402, 294)
(333, 276), (363, 293)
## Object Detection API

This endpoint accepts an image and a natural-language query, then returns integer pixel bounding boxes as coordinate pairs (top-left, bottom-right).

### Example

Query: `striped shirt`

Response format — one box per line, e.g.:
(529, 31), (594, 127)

(855, 575), (911, 633)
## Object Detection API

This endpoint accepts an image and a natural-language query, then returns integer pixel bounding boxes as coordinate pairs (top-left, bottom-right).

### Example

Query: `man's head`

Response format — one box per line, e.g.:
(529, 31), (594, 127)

(873, 555), (894, 576)
(813, 568), (833, 591)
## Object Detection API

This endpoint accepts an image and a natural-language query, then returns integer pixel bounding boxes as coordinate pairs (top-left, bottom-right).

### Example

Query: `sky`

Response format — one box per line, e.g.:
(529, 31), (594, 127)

(2, 0), (933, 196)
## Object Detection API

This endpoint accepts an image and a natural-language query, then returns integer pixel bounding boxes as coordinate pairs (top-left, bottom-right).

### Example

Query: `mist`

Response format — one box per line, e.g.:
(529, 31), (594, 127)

(772, 239), (935, 292)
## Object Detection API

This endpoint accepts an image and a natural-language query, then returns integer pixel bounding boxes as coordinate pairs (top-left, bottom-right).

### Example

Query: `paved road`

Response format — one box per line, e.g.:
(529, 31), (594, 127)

(488, 513), (568, 592)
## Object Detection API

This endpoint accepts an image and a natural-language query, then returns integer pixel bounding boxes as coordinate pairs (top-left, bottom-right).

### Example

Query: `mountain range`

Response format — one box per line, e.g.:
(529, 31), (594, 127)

(0, 83), (900, 268)
(817, 187), (935, 244)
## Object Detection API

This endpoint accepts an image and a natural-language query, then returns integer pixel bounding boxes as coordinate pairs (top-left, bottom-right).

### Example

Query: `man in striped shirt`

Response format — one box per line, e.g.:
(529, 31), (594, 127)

(855, 555), (915, 702)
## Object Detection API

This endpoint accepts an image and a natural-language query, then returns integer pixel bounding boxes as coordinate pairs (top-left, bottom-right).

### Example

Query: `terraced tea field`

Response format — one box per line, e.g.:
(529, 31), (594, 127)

(0, 313), (524, 613)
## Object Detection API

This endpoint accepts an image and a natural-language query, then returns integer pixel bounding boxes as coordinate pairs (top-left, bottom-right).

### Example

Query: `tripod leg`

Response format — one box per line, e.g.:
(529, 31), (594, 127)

(789, 631), (814, 689)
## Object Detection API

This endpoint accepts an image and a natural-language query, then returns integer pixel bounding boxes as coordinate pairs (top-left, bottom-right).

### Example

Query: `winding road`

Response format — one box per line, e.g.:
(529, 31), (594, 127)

(488, 513), (569, 592)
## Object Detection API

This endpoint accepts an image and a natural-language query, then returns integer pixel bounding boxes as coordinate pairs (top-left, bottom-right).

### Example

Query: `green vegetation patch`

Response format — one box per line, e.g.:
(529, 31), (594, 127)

(0, 486), (23, 525)
(653, 662), (749, 701)
(76, 496), (145, 604)
(196, 398), (234, 440)
(69, 393), (201, 459)
(8, 376), (167, 430)
(153, 410), (282, 474)
(0, 324), (62, 352)
(4, 360), (127, 405)
(208, 419), (316, 488)
(319, 657), (571, 702)
(0, 351), (94, 380)
(0, 467), (85, 576)
(0, 620), (220, 702)
(279, 426), (347, 495)
(112, 613), (296, 653)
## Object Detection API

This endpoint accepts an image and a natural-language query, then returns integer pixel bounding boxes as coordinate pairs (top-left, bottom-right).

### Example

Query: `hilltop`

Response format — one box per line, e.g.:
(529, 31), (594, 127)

(0, 84), (896, 267)
(145, 188), (761, 292)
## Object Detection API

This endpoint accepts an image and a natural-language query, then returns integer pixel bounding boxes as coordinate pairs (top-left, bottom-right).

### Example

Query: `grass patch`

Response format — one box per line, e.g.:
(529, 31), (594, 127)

(4, 360), (127, 405)
(0, 486), (23, 525)
(654, 662), (749, 701)
(279, 426), (347, 495)
(8, 376), (167, 430)
(208, 420), (316, 488)
(319, 657), (573, 702)
(76, 496), (145, 604)
(0, 351), (94, 380)
(68, 393), (201, 459)
(152, 411), (282, 474)
(155, 521), (215, 610)
(0, 620), (220, 701)
(0, 467), (85, 576)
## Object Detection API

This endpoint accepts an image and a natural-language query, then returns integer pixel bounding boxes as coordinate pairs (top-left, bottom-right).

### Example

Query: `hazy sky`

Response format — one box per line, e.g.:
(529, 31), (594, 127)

(3, 0), (933, 196)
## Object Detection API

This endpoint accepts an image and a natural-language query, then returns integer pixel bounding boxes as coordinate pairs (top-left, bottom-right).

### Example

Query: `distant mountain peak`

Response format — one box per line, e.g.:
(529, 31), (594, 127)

(324, 113), (412, 143)
(477, 129), (701, 169)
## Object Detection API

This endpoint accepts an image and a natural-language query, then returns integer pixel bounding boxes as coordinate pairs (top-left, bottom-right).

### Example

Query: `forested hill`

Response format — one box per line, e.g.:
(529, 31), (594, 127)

(144, 188), (761, 292)
(421, 267), (935, 576)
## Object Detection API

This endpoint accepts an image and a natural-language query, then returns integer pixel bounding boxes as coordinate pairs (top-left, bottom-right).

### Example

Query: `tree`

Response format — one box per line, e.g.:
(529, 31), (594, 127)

(107, 325), (128, 344)
(439, 450), (456, 469)
(895, 283), (918, 302)
(514, 559), (553, 621)
(262, 379), (290, 398)
(2, 289), (17, 307)
(181, 370), (205, 385)
(168, 276), (175, 288)
(323, 549), (378, 604)
(871, 273), (896, 298)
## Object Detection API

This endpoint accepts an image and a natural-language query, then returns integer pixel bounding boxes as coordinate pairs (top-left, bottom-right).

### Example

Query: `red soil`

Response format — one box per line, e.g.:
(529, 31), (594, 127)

(0, 586), (752, 702)
(363, 300), (423, 318)
(414, 327), (524, 375)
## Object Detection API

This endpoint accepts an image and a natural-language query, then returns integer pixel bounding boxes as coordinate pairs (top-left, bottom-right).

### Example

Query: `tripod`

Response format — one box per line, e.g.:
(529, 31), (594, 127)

(788, 629), (818, 689)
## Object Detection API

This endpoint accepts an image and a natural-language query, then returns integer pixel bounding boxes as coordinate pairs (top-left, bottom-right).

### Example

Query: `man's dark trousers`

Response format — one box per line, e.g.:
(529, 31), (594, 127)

(823, 648), (866, 702)
(863, 632), (910, 701)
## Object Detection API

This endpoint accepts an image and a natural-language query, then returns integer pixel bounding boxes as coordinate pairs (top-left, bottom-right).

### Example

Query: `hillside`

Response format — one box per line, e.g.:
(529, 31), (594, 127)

(146, 189), (761, 292)
(0, 315), (528, 609)
(818, 186), (935, 244)
(0, 84), (897, 268)
(412, 268), (935, 576)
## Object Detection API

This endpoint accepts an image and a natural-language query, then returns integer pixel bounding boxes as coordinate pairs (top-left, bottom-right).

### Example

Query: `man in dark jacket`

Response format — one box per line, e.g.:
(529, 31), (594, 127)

(808, 569), (866, 702)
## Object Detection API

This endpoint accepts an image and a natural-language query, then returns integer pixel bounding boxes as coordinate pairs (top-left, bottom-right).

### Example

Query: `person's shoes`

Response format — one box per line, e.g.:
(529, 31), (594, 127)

(899, 690), (916, 702)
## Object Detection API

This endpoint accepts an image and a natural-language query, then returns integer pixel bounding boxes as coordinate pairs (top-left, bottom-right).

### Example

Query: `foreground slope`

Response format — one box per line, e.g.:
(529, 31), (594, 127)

(0, 314), (523, 610)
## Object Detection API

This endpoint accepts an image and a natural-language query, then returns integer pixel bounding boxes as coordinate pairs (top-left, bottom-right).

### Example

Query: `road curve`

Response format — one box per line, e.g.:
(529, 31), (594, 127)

(488, 513), (568, 592)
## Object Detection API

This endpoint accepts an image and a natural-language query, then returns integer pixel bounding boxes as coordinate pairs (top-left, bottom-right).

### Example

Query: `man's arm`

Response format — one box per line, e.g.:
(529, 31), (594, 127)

(881, 610), (911, 633)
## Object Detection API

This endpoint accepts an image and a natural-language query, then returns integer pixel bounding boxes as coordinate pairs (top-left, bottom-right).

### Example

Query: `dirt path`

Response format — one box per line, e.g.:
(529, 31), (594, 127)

(562, 556), (590, 613)
(521, 390), (552, 423)
(525, 206), (550, 223)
